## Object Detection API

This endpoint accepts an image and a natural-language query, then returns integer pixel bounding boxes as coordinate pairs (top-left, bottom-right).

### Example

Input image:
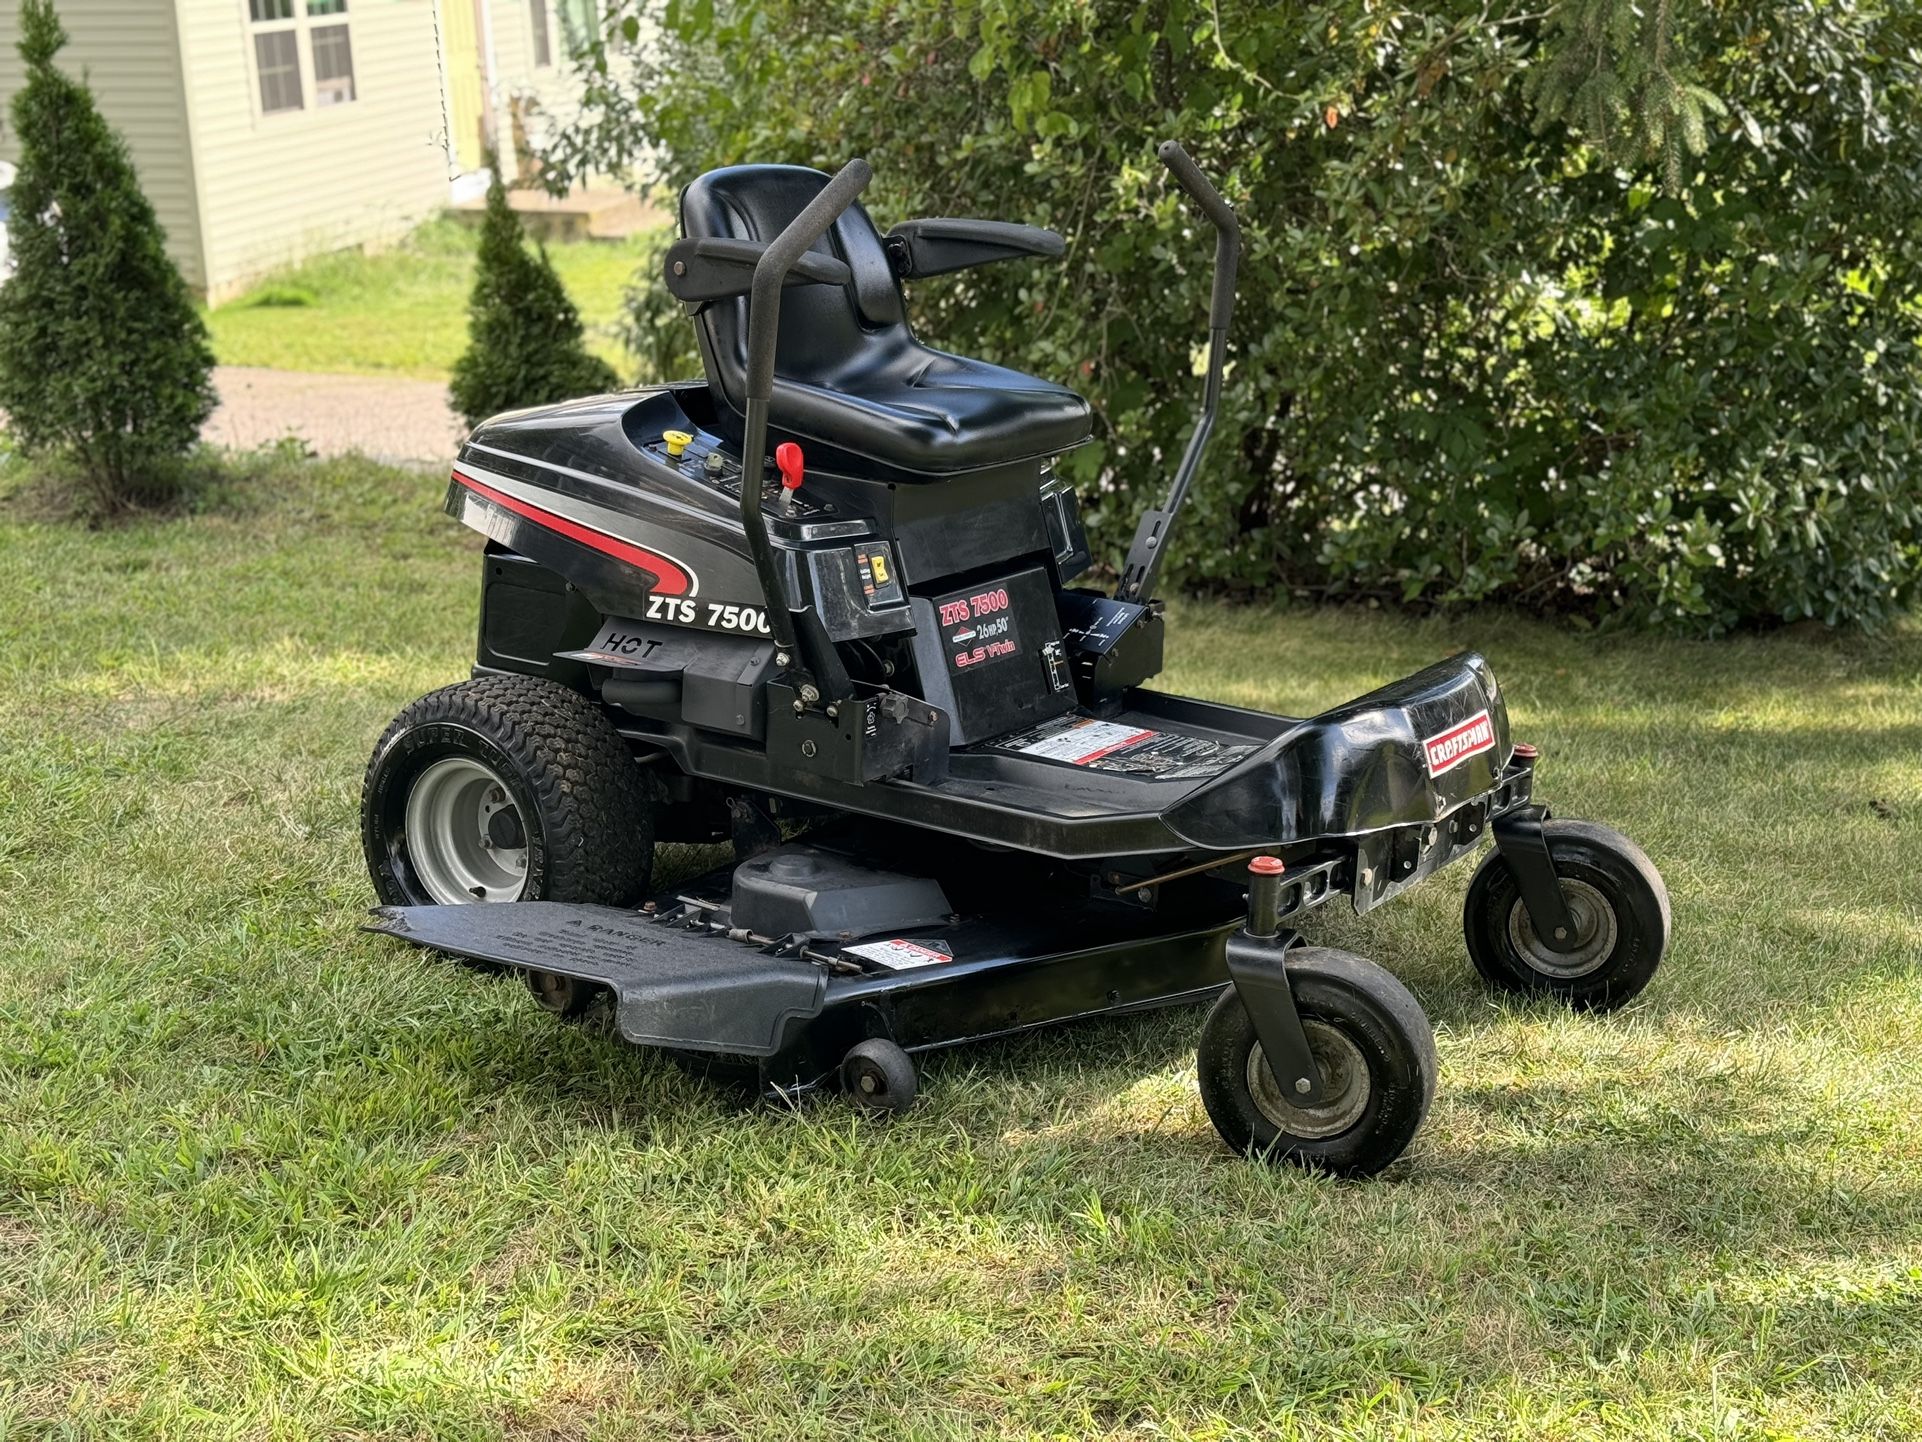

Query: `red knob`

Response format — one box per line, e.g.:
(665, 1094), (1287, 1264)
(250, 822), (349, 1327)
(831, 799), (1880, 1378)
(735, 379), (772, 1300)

(1249, 855), (1286, 876)
(775, 442), (805, 491)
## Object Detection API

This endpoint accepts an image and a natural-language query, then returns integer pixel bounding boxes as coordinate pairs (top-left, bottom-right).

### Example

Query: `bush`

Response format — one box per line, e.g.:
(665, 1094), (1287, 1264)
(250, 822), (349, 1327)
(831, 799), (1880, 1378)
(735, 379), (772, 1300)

(449, 164), (621, 429)
(558, 1), (1922, 632)
(0, 0), (217, 514)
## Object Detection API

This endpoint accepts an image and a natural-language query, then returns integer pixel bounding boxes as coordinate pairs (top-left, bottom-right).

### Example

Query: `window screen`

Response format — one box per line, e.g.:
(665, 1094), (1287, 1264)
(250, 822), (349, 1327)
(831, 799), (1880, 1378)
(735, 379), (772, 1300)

(311, 22), (355, 106)
(253, 29), (303, 114)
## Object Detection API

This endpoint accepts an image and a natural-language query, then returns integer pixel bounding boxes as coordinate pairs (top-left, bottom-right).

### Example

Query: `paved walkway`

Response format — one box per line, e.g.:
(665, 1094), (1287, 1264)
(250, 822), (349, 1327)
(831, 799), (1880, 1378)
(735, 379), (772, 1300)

(205, 366), (466, 467)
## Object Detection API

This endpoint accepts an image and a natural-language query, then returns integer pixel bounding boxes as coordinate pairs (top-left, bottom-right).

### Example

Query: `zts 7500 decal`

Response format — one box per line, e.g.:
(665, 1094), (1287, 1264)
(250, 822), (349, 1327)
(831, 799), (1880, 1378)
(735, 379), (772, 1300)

(937, 585), (1018, 670)
(640, 595), (771, 636)
(1422, 710), (1496, 777)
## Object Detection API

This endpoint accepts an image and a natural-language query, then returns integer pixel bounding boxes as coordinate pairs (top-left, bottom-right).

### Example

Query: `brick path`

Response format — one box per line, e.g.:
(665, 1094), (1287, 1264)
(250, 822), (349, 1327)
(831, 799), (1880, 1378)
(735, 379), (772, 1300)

(205, 366), (467, 467)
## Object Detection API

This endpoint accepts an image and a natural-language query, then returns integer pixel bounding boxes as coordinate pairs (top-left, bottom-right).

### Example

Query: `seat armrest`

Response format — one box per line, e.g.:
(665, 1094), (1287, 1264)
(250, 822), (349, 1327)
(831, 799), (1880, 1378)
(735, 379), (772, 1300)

(662, 236), (852, 303)
(884, 219), (1065, 280)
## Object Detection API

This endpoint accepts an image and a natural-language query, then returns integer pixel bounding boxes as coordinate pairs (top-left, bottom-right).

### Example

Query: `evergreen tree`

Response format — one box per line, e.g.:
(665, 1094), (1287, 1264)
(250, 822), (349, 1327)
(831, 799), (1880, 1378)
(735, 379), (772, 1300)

(0, 0), (216, 510)
(449, 162), (620, 428)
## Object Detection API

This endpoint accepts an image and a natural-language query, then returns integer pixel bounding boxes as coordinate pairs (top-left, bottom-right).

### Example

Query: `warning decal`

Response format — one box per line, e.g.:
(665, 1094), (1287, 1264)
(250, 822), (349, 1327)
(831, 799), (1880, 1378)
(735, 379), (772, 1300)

(993, 716), (1257, 781)
(843, 938), (954, 970)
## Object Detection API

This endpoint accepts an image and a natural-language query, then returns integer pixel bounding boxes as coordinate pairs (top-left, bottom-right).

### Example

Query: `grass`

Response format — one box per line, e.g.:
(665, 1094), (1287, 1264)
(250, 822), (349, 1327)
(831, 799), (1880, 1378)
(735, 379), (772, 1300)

(203, 218), (660, 381)
(1, 453), (1919, 1440)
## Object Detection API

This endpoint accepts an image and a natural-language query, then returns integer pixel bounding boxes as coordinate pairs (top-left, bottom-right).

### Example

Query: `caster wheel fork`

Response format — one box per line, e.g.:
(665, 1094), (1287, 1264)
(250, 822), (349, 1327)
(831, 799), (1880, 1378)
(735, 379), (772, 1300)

(1197, 857), (1437, 1178)
(1467, 812), (1671, 1011)
(1198, 947), (1437, 1178)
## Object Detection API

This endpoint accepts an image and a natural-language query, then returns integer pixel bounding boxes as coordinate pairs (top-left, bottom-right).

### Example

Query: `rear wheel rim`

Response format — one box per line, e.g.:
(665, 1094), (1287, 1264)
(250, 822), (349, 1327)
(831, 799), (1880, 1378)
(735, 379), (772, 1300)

(1247, 1021), (1371, 1140)
(1507, 876), (1616, 978)
(403, 756), (528, 904)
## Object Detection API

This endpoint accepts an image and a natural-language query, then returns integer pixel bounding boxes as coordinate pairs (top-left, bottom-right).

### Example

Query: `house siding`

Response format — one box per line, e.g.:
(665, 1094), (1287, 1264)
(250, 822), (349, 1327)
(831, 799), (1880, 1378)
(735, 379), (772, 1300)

(176, 0), (452, 301)
(482, 0), (583, 166)
(0, 3), (205, 289)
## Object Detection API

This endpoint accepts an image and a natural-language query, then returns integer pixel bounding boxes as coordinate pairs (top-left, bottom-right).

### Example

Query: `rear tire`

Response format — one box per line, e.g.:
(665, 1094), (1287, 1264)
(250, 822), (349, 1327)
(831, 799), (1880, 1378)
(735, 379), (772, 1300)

(1463, 820), (1669, 1012)
(363, 674), (655, 907)
(1196, 948), (1436, 1178)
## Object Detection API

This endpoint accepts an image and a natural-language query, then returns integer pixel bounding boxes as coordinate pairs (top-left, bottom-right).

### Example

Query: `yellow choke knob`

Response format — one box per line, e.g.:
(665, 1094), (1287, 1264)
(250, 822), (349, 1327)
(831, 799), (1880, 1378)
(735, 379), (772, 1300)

(662, 429), (693, 459)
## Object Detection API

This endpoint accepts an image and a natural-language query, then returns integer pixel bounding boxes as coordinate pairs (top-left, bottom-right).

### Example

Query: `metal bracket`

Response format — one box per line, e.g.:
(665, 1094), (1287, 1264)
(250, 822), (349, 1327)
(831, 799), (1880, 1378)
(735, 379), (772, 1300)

(725, 792), (782, 861)
(1224, 928), (1324, 1105)
(1491, 803), (1581, 951)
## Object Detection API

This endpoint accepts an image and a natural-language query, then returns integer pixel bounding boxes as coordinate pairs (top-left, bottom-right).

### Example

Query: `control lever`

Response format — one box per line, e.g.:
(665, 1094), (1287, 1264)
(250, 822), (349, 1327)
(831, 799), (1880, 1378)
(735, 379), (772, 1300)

(735, 157), (872, 706)
(775, 441), (805, 515)
(1116, 141), (1242, 607)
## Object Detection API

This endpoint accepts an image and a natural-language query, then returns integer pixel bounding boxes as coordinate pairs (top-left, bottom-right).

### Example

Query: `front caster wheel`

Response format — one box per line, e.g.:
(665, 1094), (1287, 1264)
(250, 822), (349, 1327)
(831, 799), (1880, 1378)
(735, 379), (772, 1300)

(1464, 819), (1670, 1012)
(524, 968), (600, 1019)
(841, 1038), (917, 1115)
(1196, 948), (1436, 1179)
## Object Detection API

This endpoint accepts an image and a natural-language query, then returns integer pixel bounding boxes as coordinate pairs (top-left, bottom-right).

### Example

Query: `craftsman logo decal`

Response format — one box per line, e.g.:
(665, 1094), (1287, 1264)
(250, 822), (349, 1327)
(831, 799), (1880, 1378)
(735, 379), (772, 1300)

(1423, 710), (1496, 777)
(451, 466), (698, 596)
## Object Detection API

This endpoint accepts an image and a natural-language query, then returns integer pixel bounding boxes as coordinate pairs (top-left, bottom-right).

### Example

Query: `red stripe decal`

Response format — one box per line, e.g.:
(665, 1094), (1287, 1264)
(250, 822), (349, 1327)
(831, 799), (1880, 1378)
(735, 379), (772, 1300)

(453, 469), (693, 596)
(1071, 729), (1155, 764)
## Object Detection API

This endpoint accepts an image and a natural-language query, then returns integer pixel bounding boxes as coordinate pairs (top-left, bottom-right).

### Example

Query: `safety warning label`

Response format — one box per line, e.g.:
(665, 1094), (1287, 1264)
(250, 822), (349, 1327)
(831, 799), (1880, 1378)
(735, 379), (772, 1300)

(843, 937), (954, 970)
(993, 716), (1257, 780)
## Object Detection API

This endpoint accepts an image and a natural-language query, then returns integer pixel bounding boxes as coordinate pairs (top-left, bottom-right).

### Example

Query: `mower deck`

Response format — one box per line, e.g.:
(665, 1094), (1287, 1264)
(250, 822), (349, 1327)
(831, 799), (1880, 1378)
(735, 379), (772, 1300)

(369, 844), (1256, 1089)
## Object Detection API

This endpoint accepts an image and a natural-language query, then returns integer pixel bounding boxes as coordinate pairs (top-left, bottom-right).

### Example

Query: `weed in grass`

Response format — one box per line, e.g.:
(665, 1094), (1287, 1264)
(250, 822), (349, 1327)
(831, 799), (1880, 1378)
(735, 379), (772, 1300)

(0, 455), (1917, 1438)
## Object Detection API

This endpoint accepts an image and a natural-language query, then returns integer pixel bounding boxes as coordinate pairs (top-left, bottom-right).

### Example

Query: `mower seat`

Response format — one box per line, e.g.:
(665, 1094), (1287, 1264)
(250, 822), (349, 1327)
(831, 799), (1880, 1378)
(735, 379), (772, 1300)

(679, 164), (1092, 476)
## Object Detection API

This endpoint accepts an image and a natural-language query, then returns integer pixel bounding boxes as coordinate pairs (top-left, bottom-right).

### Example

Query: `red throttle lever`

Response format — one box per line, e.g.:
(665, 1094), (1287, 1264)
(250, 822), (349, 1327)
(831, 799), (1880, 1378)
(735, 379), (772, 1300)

(774, 442), (805, 512)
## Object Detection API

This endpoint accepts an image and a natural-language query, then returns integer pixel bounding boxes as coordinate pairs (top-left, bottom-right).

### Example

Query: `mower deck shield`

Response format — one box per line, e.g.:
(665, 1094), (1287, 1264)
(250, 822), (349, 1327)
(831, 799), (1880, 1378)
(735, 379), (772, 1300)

(1163, 651), (1511, 851)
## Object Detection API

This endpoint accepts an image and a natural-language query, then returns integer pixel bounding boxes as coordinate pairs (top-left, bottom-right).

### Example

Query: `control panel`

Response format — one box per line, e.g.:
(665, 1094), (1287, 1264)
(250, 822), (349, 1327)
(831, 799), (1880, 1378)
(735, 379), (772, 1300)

(645, 427), (913, 640)
(645, 428), (838, 520)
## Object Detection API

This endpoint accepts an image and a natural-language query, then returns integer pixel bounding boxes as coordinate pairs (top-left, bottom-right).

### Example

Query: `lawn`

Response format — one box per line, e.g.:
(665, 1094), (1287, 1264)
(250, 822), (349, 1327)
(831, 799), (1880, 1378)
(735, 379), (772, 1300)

(1, 456), (1918, 1440)
(203, 219), (660, 381)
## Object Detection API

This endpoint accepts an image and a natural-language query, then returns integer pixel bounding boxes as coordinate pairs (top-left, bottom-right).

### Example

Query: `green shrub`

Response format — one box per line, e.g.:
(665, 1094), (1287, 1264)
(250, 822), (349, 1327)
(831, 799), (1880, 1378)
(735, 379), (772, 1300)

(0, 0), (217, 514)
(449, 164), (621, 429)
(561, 1), (1922, 632)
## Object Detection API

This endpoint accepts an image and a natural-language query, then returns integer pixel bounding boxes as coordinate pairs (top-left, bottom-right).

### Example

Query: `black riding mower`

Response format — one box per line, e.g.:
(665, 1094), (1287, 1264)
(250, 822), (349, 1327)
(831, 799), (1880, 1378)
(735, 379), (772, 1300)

(362, 145), (1671, 1177)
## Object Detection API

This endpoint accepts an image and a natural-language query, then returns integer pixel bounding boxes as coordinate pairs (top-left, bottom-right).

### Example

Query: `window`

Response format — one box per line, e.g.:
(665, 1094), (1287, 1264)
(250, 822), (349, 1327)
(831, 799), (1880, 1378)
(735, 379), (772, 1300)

(530, 0), (552, 67)
(253, 30), (303, 113)
(246, 0), (356, 115)
(311, 22), (355, 106)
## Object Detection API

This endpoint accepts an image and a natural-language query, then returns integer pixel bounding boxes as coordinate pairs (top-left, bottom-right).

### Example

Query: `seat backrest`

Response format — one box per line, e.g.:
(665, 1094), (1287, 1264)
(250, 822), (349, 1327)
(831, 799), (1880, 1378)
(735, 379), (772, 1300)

(679, 164), (908, 416)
